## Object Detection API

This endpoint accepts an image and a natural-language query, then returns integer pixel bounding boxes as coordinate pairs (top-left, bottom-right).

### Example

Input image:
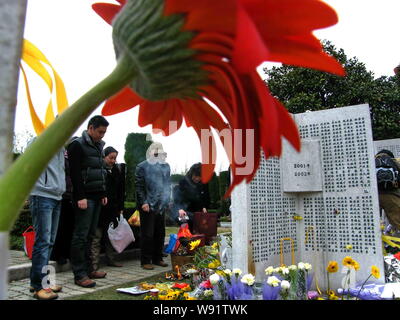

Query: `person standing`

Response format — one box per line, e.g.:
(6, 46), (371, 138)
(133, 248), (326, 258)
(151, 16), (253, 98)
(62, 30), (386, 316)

(90, 146), (126, 269)
(173, 162), (210, 234)
(68, 115), (109, 288)
(50, 146), (74, 266)
(29, 141), (66, 300)
(135, 142), (171, 270)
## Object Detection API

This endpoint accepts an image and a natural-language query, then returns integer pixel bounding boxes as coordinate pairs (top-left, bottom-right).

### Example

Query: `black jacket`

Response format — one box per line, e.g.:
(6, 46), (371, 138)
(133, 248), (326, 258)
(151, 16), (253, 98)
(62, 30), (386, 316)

(67, 131), (106, 201)
(99, 163), (126, 227)
(135, 160), (171, 212)
(173, 176), (210, 214)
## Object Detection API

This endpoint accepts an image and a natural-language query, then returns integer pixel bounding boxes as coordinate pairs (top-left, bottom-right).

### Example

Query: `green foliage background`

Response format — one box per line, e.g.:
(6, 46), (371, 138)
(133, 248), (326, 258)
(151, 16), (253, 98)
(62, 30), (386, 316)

(124, 133), (153, 202)
(265, 40), (400, 140)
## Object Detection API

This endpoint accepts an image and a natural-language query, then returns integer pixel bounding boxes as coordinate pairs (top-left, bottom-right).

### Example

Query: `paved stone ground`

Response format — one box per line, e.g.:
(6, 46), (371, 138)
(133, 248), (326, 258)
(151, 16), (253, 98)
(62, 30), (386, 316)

(8, 250), (29, 266)
(7, 257), (169, 300)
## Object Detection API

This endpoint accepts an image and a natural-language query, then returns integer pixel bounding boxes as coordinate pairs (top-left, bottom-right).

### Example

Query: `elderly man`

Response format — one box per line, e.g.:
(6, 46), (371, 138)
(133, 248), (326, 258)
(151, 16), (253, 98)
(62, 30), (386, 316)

(135, 142), (171, 270)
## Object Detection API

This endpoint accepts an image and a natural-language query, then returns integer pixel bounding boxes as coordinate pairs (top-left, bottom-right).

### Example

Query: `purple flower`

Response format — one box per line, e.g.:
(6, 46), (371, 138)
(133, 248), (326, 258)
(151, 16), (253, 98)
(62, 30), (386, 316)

(262, 283), (280, 300)
(307, 291), (319, 300)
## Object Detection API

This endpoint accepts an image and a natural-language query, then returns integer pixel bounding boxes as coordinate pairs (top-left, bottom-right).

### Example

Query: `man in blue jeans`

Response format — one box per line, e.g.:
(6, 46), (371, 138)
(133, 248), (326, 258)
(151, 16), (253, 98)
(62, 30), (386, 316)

(29, 143), (66, 300)
(68, 115), (109, 288)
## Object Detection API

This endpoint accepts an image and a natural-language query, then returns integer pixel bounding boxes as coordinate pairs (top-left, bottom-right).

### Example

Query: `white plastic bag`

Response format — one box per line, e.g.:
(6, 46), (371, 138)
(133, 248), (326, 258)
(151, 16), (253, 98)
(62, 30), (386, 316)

(108, 213), (135, 253)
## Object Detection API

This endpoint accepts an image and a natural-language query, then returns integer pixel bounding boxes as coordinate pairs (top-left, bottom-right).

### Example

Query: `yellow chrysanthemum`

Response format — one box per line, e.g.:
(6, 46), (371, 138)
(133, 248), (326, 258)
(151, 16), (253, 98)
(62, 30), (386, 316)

(158, 294), (167, 300)
(189, 240), (201, 251)
(208, 259), (221, 269)
(211, 242), (219, 249)
(371, 266), (380, 279)
(327, 261), (339, 273)
(342, 256), (354, 268)
(329, 294), (339, 300)
(353, 260), (360, 271)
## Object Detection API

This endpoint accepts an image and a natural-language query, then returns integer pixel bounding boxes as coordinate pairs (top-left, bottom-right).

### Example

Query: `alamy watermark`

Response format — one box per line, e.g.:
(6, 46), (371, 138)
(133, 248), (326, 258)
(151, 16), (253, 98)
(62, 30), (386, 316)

(146, 120), (256, 175)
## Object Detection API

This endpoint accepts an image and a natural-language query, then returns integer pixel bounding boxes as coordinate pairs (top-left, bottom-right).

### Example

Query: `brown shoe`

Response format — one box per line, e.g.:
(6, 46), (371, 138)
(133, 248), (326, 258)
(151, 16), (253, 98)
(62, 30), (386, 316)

(107, 261), (123, 267)
(75, 277), (96, 288)
(89, 270), (107, 279)
(49, 285), (62, 293)
(141, 264), (154, 270)
(33, 288), (58, 300)
(30, 285), (62, 293)
(154, 260), (168, 267)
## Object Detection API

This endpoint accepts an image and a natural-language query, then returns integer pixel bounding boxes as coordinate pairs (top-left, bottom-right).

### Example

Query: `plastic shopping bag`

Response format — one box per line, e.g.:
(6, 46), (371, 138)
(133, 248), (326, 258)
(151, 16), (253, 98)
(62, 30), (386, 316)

(22, 226), (35, 259)
(165, 234), (177, 254)
(108, 213), (135, 253)
(128, 209), (140, 227)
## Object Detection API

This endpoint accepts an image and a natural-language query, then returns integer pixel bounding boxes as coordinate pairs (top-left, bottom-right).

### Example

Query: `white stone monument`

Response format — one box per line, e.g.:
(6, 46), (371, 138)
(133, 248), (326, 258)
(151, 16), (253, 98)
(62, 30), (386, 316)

(374, 138), (400, 158)
(232, 104), (385, 291)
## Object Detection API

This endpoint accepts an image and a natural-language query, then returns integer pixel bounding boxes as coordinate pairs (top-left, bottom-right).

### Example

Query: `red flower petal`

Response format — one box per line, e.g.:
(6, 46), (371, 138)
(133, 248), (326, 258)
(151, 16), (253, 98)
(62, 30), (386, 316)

(164, 0), (236, 35)
(101, 86), (143, 116)
(91, 3), (122, 25)
(232, 4), (269, 73)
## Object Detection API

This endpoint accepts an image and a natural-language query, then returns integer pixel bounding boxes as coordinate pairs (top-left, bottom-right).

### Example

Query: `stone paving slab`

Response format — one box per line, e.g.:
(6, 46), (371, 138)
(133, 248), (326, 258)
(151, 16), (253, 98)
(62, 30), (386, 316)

(7, 258), (170, 300)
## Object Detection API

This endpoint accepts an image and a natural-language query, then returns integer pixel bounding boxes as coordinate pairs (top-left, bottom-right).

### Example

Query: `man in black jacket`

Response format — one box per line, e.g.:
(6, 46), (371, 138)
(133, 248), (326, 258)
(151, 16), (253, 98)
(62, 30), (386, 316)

(135, 142), (171, 270)
(68, 115), (109, 288)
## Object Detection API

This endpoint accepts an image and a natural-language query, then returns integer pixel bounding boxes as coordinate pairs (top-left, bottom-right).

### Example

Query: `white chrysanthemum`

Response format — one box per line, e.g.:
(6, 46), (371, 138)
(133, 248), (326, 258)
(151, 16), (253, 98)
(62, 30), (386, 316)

(280, 267), (289, 275)
(298, 262), (305, 270)
(204, 289), (214, 297)
(288, 265), (297, 271)
(209, 273), (220, 284)
(267, 276), (281, 287)
(224, 269), (232, 276)
(273, 267), (281, 273)
(281, 280), (290, 290)
(232, 268), (242, 276)
(265, 266), (274, 275)
(304, 263), (312, 271)
(240, 274), (255, 286)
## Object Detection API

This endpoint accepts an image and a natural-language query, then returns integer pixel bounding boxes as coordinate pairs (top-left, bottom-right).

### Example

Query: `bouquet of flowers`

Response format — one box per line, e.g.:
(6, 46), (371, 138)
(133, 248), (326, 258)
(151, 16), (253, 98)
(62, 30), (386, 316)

(263, 262), (313, 300)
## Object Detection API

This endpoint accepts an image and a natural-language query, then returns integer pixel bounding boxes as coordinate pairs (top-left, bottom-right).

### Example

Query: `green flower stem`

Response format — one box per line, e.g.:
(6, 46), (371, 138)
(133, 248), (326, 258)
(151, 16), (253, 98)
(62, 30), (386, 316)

(356, 274), (372, 300)
(327, 272), (330, 295)
(0, 55), (136, 231)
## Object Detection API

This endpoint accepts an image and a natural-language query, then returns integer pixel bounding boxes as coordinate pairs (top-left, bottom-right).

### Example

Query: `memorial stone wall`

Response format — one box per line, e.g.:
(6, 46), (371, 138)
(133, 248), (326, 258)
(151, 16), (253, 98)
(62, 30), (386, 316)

(231, 104), (385, 290)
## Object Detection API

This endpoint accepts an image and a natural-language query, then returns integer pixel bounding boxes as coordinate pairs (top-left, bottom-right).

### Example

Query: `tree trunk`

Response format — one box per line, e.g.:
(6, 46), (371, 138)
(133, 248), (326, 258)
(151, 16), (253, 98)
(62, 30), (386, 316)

(0, 0), (28, 300)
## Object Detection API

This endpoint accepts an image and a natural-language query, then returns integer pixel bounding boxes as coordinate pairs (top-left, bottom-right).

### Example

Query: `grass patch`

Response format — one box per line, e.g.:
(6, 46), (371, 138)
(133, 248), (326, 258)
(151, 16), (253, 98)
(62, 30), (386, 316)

(66, 272), (172, 300)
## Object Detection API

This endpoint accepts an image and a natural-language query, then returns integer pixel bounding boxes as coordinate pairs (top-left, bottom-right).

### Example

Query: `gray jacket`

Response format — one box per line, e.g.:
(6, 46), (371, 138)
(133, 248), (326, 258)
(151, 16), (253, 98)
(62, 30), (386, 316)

(30, 138), (66, 201)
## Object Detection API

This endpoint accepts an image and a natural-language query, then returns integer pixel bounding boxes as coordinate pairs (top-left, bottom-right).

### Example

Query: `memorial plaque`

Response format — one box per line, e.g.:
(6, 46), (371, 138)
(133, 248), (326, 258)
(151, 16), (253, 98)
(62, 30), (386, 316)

(282, 139), (323, 192)
(232, 104), (384, 291)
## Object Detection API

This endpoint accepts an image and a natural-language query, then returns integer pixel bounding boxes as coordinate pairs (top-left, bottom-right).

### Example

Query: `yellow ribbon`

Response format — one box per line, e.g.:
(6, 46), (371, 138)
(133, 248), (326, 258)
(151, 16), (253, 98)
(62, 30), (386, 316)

(279, 237), (295, 267)
(20, 39), (68, 135)
(382, 235), (400, 249)
(305, 226), (322, 295)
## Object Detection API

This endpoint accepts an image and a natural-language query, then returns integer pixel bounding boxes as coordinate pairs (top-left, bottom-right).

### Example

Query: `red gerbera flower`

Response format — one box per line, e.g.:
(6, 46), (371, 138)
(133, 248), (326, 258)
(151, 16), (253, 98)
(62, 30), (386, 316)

(172, 282), (190, 289)
(92, 0), (345, 195)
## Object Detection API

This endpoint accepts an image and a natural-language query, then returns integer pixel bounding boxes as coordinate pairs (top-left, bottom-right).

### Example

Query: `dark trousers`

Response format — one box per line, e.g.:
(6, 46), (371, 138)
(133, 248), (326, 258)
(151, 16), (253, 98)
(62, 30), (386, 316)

(70, 199), (102, 280)
(139, 209), (165, 265)
(51, 198), (74, 262)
